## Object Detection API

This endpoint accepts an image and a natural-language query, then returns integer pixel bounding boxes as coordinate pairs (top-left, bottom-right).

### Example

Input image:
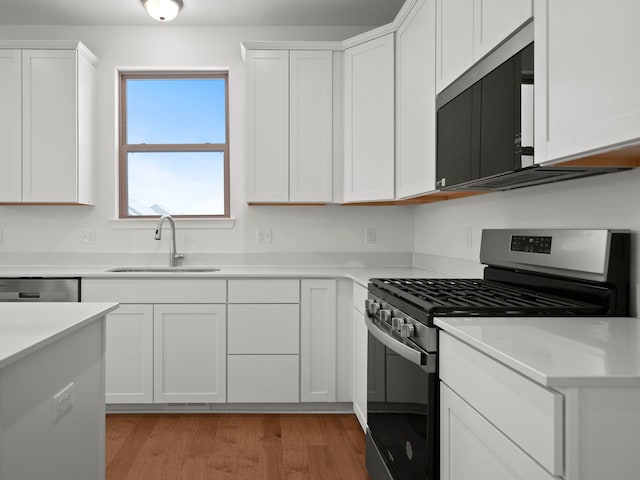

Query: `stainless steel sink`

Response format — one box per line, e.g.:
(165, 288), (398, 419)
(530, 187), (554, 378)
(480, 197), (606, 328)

(106, 266), (220, 273)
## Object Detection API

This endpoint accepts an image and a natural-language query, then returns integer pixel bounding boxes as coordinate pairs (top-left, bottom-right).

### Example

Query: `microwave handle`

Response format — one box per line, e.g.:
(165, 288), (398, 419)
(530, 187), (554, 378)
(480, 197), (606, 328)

(365, 313), (428, 367)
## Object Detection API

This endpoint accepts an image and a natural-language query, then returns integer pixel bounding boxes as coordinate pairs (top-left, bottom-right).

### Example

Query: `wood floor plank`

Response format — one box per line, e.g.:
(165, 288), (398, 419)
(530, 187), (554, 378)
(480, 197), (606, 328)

(106, 413), (370, 480)
(281, 415), (311, 480)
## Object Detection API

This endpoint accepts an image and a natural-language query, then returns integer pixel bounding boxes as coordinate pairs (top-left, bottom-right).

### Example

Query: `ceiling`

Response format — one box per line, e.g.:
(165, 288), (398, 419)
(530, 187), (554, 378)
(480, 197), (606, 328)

(0, 0), (406, 27)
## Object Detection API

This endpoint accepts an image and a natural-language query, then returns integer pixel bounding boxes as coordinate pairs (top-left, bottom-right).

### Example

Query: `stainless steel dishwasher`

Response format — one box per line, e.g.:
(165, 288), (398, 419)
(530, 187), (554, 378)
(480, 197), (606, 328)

(0, 278), (80, 302)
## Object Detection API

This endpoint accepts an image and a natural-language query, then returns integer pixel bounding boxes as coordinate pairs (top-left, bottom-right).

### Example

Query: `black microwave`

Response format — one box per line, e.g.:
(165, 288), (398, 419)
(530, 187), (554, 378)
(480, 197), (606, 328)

(435, 21), (628, 191)
(436, 23), (534, 191)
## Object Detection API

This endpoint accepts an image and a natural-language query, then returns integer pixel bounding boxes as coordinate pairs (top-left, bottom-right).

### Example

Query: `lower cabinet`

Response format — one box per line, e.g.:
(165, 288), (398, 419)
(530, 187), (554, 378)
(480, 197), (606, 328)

(228, 355), (299, 403)
(440, 332), (563, 478)
(440, 383), (556, 480)
(227, 302), (300, 403)
(103, 303), (226, 404)
(84, 277), (338, 407)
(352, 282), (368, 431)
(153, 304), (226, 403)
(104, 304), (153, 404)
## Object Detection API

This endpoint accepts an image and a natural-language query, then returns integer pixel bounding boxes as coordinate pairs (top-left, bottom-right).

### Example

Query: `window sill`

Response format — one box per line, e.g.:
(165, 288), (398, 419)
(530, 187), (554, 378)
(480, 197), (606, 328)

(109, 217), (236, 230)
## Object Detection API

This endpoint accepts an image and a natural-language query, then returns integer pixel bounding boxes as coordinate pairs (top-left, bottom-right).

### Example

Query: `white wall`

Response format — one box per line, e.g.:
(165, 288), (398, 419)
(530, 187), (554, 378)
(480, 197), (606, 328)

(413, 167), (640, 306)
(0, 25), (414, 263)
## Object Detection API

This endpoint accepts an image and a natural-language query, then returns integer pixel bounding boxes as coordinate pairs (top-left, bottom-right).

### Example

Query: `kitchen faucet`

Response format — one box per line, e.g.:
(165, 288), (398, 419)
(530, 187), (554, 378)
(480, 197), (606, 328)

(154, 215), (184, 267)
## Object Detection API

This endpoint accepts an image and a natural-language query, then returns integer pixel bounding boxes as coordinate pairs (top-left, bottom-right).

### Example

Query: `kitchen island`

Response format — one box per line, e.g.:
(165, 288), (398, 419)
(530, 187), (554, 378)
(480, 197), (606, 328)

(0, 302), (117, 480)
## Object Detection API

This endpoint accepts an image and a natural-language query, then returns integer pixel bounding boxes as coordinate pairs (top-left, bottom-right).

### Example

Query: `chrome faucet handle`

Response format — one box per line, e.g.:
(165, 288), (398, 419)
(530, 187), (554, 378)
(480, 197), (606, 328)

(174, 253), (185, 266)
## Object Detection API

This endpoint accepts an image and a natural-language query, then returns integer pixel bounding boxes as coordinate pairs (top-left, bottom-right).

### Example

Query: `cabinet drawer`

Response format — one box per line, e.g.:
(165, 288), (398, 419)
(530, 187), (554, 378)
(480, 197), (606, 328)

(352, 282), (367, 314)
(228, 304), (299, 354)
(440, 332), (563, 475)
(227, 279), (299, 303)
(227, 355), (299, 403)
(82, 278), (226, 303)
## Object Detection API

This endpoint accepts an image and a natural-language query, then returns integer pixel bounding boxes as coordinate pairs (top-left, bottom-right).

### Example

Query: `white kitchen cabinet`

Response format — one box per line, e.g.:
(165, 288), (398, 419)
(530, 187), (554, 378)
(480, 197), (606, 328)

(227, 278), (299, 303)
(440, 332), (563, 475)
(227, 304), (299, 355)
(82, 278), (227, 405)
(534, 0), (640, 164)
(343, 33), (395, 202)
(0, 42), (98, 204)
(289, 51), (333, 202)
(153, 304), (226, 403)
(473, 0), (533, 61)
(440, 383), (556, 480)
(300, 279), (337, 402)
(0, 49), (21, 202)
(227, 278), (301, 403)
(435, 0), (474, 93)
(104, 304), (153, 404)
(352, 283), (368, 431)
(246, 49), (333, 203)
(436, 0), (532, 93)
(227, 355), (300, 403)
(395, 0), (437, 199)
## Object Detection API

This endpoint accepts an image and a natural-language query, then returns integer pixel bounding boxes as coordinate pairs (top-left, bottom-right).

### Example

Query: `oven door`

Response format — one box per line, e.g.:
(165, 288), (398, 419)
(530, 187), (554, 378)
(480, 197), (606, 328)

(365, 313), (437, 480)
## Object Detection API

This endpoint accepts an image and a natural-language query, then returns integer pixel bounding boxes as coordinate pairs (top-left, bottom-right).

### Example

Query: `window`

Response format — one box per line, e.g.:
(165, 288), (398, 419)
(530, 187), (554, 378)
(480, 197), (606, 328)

(119, 72), (229, 218)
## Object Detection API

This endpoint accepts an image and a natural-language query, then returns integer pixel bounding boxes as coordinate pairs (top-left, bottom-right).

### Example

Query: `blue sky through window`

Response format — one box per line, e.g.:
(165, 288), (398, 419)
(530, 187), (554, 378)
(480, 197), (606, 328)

(124, 76), (228, 216)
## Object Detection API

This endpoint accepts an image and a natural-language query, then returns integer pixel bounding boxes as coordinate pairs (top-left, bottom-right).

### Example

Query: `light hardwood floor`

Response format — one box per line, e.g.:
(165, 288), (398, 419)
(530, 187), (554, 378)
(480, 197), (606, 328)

(106, 413), (370, 480)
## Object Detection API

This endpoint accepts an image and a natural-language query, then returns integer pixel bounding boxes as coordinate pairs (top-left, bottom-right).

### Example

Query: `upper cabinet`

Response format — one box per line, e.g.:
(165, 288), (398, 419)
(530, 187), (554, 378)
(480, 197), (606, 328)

(395, 0), (437, 199)
(535, 0), (640, 165)
(0, 42), (98, 205)
(436, 0), (532, 93)
(245, 48), (333, 203)
(343, 33), (395, 203)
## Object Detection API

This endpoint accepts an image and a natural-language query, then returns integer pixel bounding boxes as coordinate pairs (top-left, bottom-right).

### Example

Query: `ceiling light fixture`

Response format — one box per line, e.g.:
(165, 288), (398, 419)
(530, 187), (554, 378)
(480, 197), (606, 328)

(142, 0), (183, 22)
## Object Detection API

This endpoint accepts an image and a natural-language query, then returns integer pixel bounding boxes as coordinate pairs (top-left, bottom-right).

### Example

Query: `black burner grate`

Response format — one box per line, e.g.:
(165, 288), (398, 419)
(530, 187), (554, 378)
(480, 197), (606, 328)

(370, 278), (602, 316)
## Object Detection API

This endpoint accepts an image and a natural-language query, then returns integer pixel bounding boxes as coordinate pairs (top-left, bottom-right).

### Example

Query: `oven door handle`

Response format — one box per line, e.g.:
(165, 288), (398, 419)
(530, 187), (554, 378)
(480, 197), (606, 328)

(365, 314), (429, 367)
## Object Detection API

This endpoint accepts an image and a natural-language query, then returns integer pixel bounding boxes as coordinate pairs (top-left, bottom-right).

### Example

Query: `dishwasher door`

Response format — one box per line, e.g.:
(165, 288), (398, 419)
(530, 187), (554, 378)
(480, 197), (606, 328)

(0, 278), (80, 302)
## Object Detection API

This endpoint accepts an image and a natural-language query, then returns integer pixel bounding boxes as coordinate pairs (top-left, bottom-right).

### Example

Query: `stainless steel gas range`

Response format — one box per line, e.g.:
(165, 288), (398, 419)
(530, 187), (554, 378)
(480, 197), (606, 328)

(364, 229), (630, 480)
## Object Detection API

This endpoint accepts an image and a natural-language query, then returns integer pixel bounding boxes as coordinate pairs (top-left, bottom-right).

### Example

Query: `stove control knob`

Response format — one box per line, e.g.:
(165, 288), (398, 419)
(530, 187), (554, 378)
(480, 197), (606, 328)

(364, 299), (374, 313)
(365, 299), (380, 315)
(391, 317), (404, 331)
(400, 323), (415, 339)
(380, 310), (392, 323)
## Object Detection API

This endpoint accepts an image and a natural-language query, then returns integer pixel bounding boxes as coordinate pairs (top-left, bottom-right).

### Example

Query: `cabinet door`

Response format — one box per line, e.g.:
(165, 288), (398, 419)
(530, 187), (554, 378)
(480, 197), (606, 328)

(22, 49), (78, 203)
(227, 355), (299, 403)
(436, 0), (474, 93)
(228, 304), (299, 354)
(473, 0), (532, 60)
(343, 34), (395, 202)
(289, 50), (333, 203)
(104, 304), (154, 404)
(246, 49), (290, 202)
(440, 383), (556, 480)
(300, 279), (336, 402)
(536, 0), (640, 163)
(353, 308), (367, 431)
(153, 304), (226, 403)
(0, 49), (22, 202)
(396, 0), (437, 199)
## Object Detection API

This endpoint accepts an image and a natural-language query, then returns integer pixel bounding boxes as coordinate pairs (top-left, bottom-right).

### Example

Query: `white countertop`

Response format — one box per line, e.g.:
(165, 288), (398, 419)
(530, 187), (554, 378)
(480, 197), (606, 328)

(0, 302), (118, 370)
(0, 265), (441, 288)
(436, 316), (640, 388)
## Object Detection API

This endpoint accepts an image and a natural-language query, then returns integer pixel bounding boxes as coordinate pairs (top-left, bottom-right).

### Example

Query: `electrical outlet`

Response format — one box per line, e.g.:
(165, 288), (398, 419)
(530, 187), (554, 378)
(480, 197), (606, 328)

(256, 228), (272, 244)
(82, 229), (96, 245)
(53, 382), (74, 423)
(365, 228), (376, 245)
